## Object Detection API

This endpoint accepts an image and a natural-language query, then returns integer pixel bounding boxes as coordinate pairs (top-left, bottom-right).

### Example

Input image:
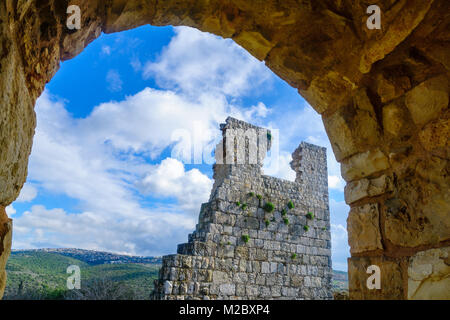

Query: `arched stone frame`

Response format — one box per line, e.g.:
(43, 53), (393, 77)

(0, 0), (448, 299)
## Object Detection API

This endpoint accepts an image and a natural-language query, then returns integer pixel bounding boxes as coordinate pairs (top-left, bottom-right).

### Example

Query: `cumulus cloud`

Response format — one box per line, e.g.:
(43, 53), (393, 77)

(137, 158), (213, 212)
(16, 183), (38, 202)
(143, 27), (272, 98)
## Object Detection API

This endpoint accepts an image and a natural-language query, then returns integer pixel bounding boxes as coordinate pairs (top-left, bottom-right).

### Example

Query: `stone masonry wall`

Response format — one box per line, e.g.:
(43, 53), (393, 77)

(152, 118), (332, 300)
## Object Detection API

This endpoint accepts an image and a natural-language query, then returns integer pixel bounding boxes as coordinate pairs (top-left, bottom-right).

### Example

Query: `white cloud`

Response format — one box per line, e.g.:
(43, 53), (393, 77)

(143, 27), (272, 98)
(16, 183), (38, 202)
(137, 158), (213, 212)
(263, 151), (296, 182)
(13, 205), (195, 255)
(328, 175), (345, 191)
(5, 205), (16, 216)
(106, 69), (123, 92)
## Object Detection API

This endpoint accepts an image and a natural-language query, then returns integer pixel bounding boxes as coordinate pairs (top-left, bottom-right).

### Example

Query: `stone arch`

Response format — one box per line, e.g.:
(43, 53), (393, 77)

(0, 0), (449, 299)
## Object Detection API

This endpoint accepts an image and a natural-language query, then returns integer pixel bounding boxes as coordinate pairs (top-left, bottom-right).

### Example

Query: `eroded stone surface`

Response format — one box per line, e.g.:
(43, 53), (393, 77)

(405, 75), (449, 127)
(345, 175), (393, 204)
(408, 247), (450, 300)
(341, 149), (390, 182)
(347, 203), (383, 254)
(0, 206), (12, 298)
(348, 256), (405, 300)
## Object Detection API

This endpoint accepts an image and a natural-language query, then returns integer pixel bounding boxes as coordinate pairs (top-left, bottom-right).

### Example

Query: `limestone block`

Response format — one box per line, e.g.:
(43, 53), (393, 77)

(219, 283), (235, 295)
(341, 149), (390, 182)
(382, 101), (414, 137)
(344, 175), (393, 204)
(376, 73), (411, 103)
(419, 116), (450, 159)
(232, 31), (275, 61)
(324, 89), (381, 161)
(384, 173), (450, 247)
(347, 203), (383, 254)
(348, 256), (405, 300)
(302, 71), (356, 114)
(408, 247), (450, 300)
(405, 75), (449, 126)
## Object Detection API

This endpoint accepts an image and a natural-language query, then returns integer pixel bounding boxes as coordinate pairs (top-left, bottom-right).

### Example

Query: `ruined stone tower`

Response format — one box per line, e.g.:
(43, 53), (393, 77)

(152, 117), (332, 299)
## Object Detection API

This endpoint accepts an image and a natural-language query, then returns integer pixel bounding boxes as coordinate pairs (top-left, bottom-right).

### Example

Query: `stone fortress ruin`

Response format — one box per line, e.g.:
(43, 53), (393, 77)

(152, 117), (332, 299)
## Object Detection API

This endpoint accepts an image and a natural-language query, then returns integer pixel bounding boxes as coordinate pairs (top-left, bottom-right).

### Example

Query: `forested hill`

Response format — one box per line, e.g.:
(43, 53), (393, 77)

(12, 248), (162, 265)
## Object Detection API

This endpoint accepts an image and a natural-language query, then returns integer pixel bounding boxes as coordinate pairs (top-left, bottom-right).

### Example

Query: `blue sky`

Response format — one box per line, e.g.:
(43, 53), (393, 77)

(7, 25), (350, 271)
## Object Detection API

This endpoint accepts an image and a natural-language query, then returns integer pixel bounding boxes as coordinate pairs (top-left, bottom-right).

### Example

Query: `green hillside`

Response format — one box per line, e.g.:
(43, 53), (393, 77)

(4, 251), (160, 300)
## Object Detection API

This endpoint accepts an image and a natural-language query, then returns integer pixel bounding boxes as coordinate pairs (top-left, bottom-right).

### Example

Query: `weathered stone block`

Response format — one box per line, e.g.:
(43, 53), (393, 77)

(384, 174), (450, 247)
(341, 149), (390, 182)
(347, 203), (383, 254)
(348, 256), (405, 300)
(219, 283), (235, 295)
(408, 247), (450, 300)
(344, 175), (393, 204)
(324, 90), (381, 161)
(405, 75), (449, 126)
(419, 116), (450, 159)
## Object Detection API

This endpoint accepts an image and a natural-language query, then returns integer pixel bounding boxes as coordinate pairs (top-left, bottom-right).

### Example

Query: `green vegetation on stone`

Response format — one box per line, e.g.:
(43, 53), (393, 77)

(287, 201), (294, 209)
(306, 212), (314, 220)
(263, 202), (275, 213)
